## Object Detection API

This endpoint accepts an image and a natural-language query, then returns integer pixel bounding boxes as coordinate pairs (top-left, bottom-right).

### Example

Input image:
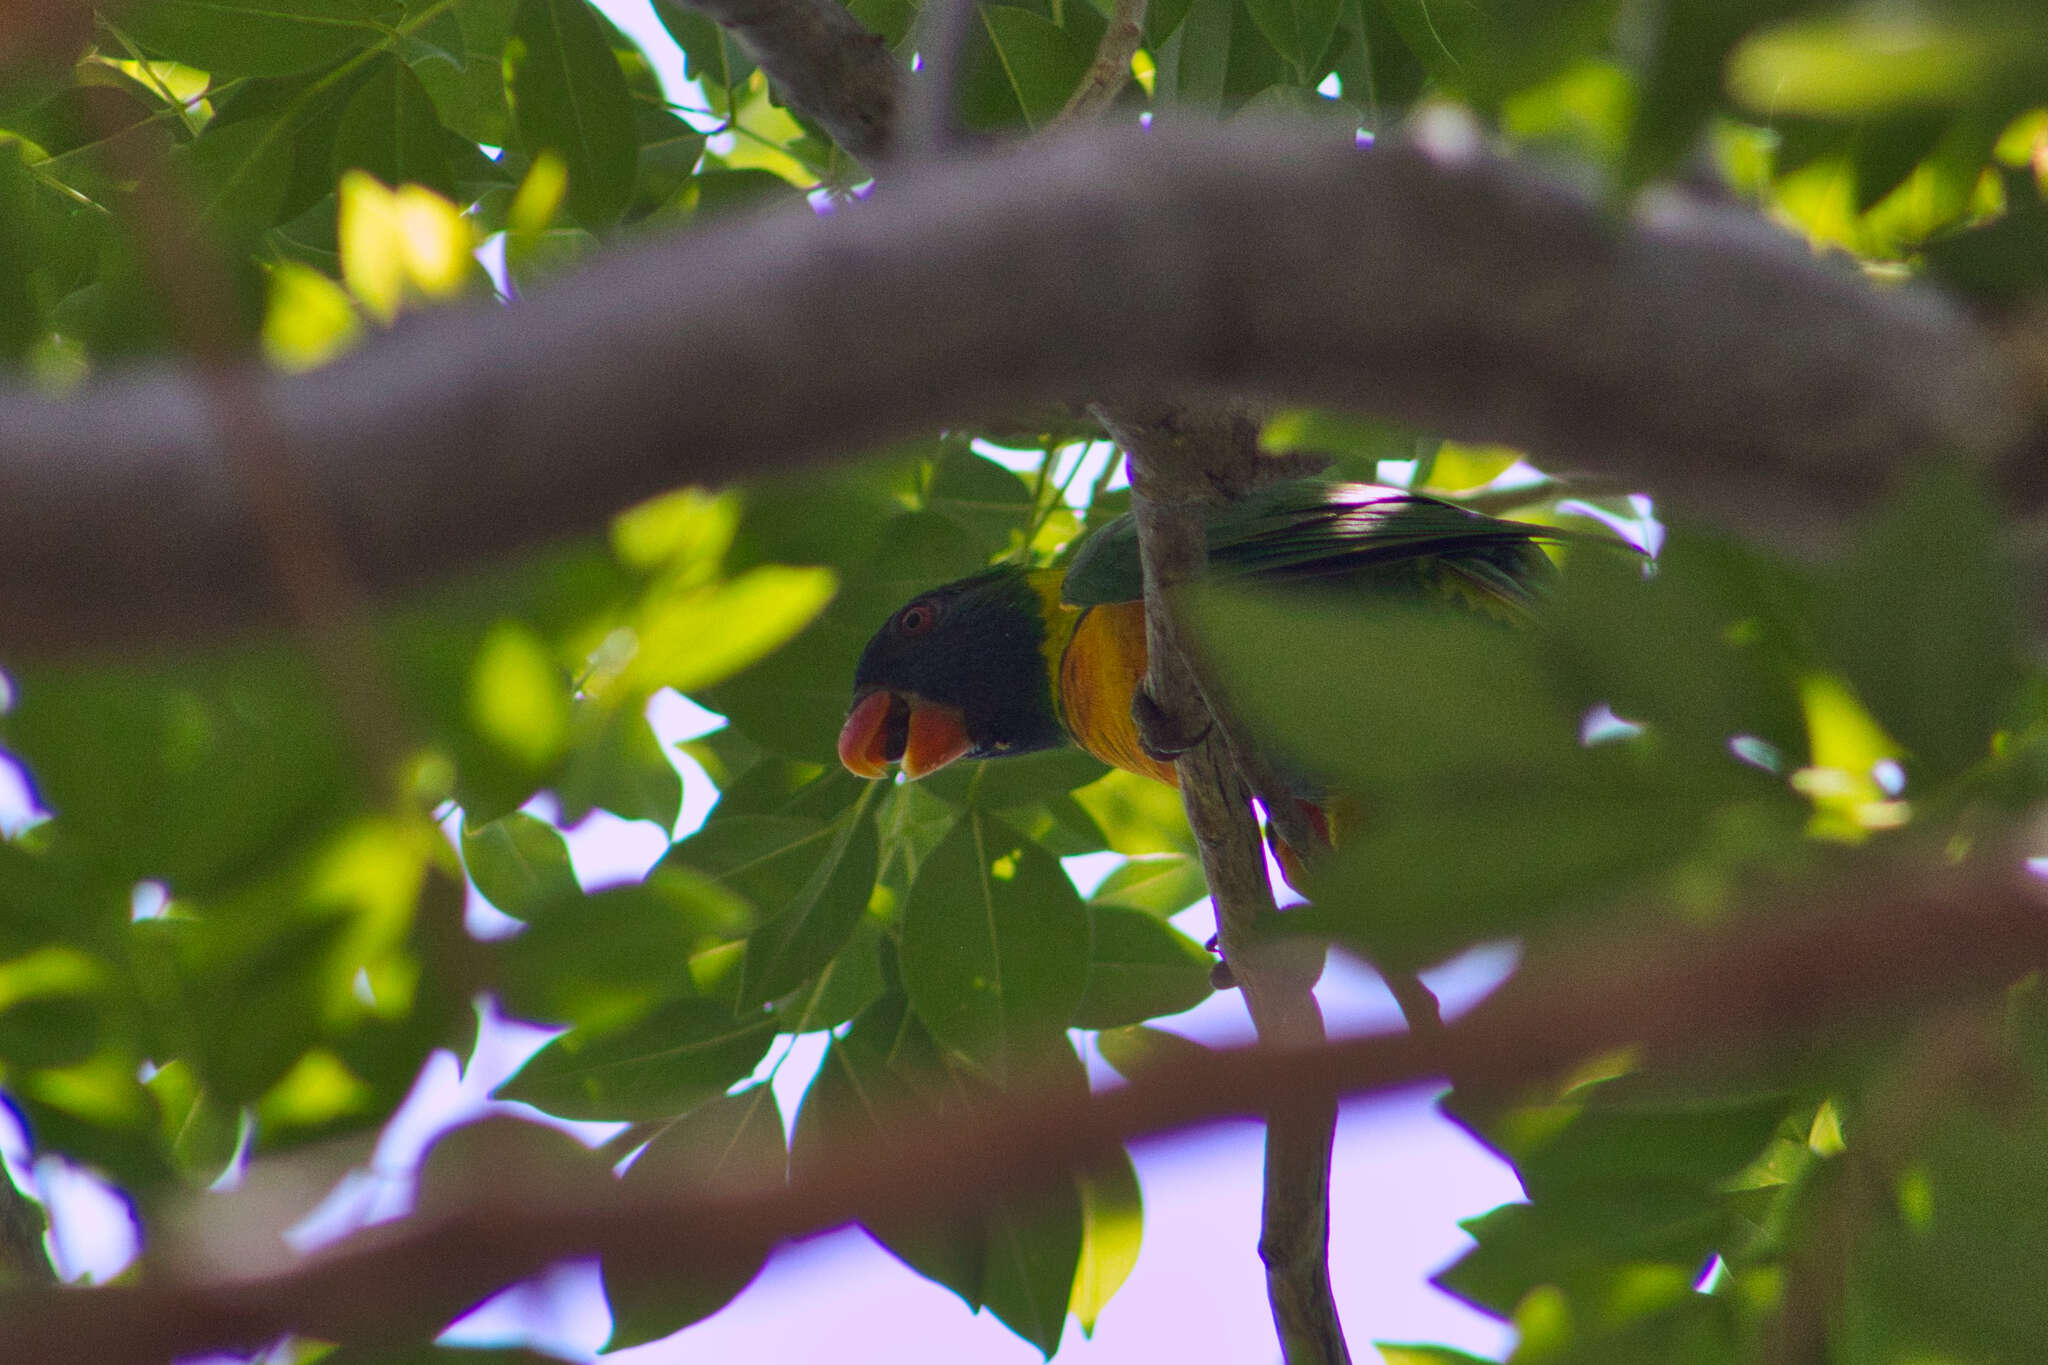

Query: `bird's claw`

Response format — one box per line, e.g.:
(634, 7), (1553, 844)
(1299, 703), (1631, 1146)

(1132, 686), (1211, 762)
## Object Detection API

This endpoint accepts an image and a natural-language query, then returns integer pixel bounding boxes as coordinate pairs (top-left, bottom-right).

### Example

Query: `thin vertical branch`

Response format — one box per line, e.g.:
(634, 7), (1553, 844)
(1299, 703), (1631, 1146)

(1099, 398), (1352, 1365)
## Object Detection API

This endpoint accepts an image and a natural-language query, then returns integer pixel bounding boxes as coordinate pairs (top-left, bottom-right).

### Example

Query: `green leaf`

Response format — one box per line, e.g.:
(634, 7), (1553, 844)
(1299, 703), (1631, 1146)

(1543, 536), (1808, 762)
(1150, 0), (1289, 111)
(0, 144), (40, 358)
(633, 103), (707, 212)
(460, 811), (580, 920)
(739, 803), (880, 1007)
(497, 996), (776, 1120)
(411, 0), (519, 146)
(1374, 1348), (1497, 1365)
(922, 747), (1111, 811)
(494, 874), (751, 1027)
(671, 778), (875, 995)
(1297, 765), (1746, 972)
(331, 53), (455, 195)
(320, 1346), (573, 1365)
(2, 646), (350, 892)
(771, 913), (887, 1032)
(507, 0), (638, 228)
(628, 565), (838, 695)
(1374, 0), (1617, 107)
(1087, 853), (1207, 918)
(980, 1162), (1083, 1359)
(1071, 906), (1213, 1028)
(1095, 1023), (1210, 1081)
(791, 993), (988, 1301)
(605, 1084), (787, 1347)
(1145, 0), (1195, 47)
(123, 0), (396, 76)
(925, 447), (1037, 558)
(146, 1060), (244, 1185)
(1821, 465), (2020, 783)
(554, 700), (684, 829)
(1242, 0), (1341, 80)
(899, 812), (1091, 1079)
(960, 5), (1097, 131)
(707, 510), (986, 763)
(1622, 0), (1804, 185)
(172, 114), (296, 233)
(1189, 585), (1582, 791)
(1438, 1078), (1790, 1319)
(1924, 169), (2048, 302)
(1070, 1148), (1142, 1335)
(648, 0), (758, 95)
(1727, 9), (2047, 118)
(172, 913), (351, 1103)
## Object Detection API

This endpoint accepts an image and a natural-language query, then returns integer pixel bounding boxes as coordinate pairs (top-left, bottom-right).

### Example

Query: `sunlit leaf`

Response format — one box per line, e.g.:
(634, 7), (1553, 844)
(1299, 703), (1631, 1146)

(467, 620), (572, 771)
(339, 172), (480, 321)
(1070, 1149), (1142, 1335)
(628, 566), (838, 695)
(261, 261), (363, 371)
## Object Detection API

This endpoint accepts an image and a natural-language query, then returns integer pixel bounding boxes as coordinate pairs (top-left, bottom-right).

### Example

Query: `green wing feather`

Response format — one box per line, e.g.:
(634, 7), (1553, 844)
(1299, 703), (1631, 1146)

(1061, 481), (1574, 618)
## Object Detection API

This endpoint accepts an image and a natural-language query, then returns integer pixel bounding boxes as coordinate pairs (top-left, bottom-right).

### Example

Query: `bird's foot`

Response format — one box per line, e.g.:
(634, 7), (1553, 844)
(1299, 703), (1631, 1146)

(1132, 686), (1211, 762)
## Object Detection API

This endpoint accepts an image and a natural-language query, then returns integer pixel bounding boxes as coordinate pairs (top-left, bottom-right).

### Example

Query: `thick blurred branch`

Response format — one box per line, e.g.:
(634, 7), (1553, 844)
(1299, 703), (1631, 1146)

(0, 120), (2018, 652)
(4, 858), (2044, 1363)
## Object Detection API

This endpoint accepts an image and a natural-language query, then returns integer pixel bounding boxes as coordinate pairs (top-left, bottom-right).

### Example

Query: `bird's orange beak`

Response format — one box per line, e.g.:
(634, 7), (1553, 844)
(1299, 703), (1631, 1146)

(837, 690), (895, 778)
(837, 691), (974, 780)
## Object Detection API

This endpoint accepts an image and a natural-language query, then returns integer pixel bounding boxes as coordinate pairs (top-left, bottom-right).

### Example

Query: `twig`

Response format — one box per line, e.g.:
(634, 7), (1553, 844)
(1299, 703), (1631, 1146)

(1058, 0), (1146, 122)
(4, 859), (2045, 1363)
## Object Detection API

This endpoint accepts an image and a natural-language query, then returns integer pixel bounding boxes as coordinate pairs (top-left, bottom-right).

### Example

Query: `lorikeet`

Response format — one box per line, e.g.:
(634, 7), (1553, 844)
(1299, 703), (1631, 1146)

(836, 480), (1565, 797)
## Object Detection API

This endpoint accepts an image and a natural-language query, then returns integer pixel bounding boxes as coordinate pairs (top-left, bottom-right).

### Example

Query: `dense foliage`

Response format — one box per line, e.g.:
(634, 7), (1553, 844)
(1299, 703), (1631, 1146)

(1, 0), (2047, 1360)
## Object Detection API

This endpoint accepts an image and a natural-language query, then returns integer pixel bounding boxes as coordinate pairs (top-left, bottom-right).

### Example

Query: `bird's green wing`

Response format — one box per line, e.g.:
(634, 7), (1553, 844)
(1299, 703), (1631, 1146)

(1060, 480), (1575, 614)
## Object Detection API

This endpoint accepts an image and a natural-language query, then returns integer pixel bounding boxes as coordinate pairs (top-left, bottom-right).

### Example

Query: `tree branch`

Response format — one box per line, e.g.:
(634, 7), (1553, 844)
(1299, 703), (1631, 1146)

(1058, 0), (1145, 121)
(0, 122), (2018, 653)
(685, 0), (901, 164)
(3, 859), (2044, 1363)
(1103, 398), (1351, 1361)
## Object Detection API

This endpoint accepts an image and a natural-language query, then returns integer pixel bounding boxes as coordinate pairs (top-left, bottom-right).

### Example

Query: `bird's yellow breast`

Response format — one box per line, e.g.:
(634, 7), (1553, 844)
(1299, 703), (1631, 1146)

(1057, 600), (1178, 787)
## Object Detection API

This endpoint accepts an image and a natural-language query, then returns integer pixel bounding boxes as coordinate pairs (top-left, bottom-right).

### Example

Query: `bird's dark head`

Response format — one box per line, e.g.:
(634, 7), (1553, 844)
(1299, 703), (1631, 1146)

(838, 567), (1069, 780)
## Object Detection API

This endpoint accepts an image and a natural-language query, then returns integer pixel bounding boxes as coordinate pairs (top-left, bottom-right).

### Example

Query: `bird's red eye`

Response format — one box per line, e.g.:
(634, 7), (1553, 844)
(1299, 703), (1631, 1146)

(897, 601), (940, 636)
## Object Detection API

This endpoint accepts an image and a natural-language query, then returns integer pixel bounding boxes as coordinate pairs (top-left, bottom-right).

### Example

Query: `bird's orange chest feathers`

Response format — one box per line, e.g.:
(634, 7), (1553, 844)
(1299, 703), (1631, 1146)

(1056, 600), (1178, 787)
